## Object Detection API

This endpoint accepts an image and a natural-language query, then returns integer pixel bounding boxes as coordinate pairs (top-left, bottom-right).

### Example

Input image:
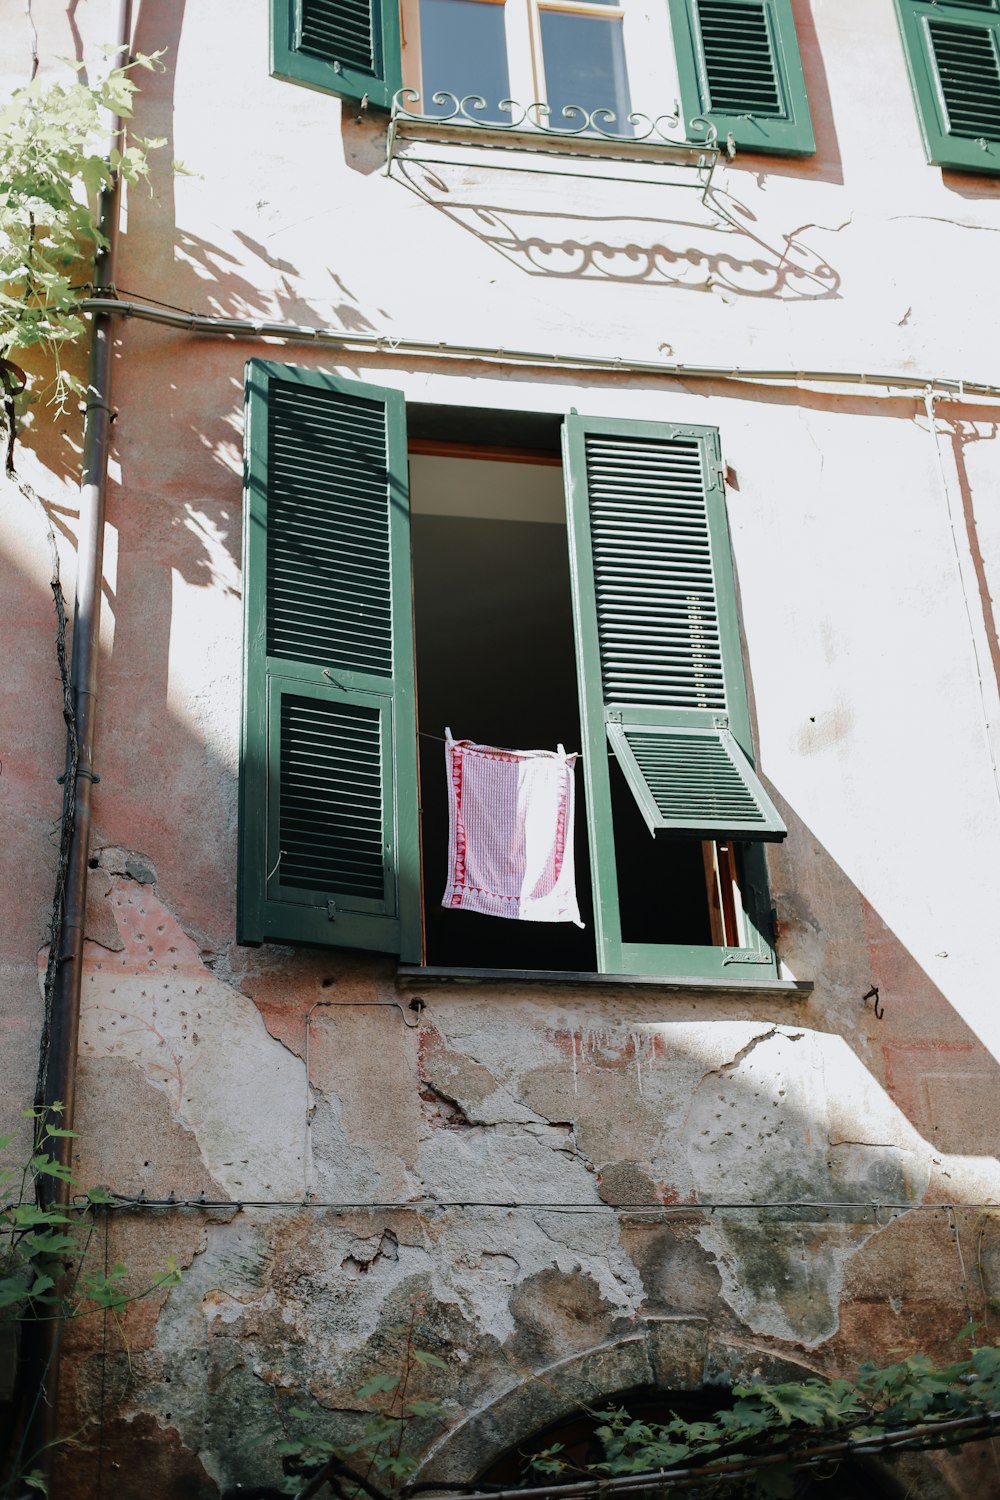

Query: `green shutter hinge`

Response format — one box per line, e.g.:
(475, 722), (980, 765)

(607, 709), (623, 723)
(326, 899), (338, 921)
(712, 715), (729, 729)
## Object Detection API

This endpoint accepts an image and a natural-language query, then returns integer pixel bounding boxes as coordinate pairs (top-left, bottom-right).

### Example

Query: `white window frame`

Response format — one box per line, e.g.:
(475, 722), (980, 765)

(399, 0), (681, 130)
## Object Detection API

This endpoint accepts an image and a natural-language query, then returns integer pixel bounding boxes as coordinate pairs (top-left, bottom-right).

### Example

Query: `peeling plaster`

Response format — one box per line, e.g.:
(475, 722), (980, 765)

(686, 1028), (932, 1345)
(76, 882), (306, 1199)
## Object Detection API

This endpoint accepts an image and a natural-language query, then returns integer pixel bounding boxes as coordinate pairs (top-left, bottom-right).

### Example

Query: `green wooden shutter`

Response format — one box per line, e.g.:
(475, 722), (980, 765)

(669, 0), (815, 155)
(271, 0), (402, 110)
(564, 416), (783, 976)
(896, 0), (1000, 172)
(239, 361), (419, 958)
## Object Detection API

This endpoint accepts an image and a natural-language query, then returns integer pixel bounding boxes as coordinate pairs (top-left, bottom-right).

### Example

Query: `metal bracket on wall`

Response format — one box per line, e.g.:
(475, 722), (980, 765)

(385, 91), (725, 203)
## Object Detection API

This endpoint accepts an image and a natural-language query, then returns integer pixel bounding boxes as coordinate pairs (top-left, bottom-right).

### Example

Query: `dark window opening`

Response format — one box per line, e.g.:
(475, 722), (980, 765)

(409, 429), (737, 971)
(410, 447), (595, 970)
(477, 1383), (900, 1495)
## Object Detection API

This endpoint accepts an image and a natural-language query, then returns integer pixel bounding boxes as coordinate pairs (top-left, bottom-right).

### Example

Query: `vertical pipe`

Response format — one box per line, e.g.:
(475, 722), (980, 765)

(44, 0), (132, 1164)
(25, 0), (134, 1479)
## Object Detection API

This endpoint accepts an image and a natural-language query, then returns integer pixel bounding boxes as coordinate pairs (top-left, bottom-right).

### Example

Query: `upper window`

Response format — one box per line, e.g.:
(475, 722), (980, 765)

(239, 362), (787, 981)
(895, 0), (1000, 173)
(271, 0), (815, 155)
(403, 0), (636, 135)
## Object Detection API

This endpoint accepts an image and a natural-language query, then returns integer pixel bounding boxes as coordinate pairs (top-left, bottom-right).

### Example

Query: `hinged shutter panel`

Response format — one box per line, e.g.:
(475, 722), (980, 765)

(564, 416), (786, 843)
(669, 0), (815, 155)
(240, 361), (419, 957)
(270, 0), (402, 110)
(895, 0), (1000, 171)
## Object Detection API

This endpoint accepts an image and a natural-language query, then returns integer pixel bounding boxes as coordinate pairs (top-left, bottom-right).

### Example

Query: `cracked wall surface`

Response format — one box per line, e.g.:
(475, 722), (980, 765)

(59, 874), (999, 1495)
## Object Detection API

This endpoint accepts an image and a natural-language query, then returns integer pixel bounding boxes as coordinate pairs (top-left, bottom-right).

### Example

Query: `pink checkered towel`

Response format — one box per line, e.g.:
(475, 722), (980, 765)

(442, 730), (583, 926)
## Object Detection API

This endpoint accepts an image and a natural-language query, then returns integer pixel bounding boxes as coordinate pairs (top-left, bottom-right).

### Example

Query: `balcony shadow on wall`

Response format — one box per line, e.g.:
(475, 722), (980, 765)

(389, 160), (841, 297)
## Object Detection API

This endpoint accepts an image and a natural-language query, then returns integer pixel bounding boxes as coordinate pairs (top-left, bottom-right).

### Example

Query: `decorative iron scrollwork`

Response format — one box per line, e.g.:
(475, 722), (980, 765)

(391, 89), (719, 149)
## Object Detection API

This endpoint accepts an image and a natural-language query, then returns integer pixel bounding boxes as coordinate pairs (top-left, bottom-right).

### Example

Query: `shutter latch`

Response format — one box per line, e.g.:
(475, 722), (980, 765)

(326, 900), (338, 921)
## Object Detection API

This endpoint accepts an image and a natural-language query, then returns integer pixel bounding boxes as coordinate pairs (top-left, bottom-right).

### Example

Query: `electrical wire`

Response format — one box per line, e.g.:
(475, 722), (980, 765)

(79, 293), (1000, 404)
(92, 1194), (998, 1215)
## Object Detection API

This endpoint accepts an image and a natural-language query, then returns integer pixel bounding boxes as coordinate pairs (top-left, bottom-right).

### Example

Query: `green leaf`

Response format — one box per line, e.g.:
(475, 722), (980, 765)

(355, 1373), (401, 1398)
(411, 1348), (447, 1369)
(403, 1398), (447, 1419)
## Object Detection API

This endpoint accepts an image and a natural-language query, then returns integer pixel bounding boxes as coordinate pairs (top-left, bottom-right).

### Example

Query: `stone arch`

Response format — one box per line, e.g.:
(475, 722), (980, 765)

(411, 1319), (930, 1496)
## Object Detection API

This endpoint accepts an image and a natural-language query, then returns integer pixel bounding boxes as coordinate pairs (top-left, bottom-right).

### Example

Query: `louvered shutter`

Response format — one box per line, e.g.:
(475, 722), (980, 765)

(239, 361), (419, 958)
(270, 0), (402, 110)
(895, 0), (1000, 172)
(668, 0), (814, 155)
(564, 415), (785, 842)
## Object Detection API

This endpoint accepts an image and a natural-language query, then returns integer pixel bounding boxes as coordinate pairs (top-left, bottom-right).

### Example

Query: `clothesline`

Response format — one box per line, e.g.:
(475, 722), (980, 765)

(418, 728), (582, 759)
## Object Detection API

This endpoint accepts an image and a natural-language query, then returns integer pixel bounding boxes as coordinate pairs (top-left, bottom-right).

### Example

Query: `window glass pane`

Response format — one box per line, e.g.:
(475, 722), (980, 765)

(419, 0), (511, 122)
(539, 10), (633, 134)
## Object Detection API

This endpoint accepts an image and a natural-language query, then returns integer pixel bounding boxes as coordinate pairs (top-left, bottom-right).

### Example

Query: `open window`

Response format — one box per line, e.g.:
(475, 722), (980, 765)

(239, 363), (786, 979)
(271, 0), (815, 155)
(895, 0), (1000, 174)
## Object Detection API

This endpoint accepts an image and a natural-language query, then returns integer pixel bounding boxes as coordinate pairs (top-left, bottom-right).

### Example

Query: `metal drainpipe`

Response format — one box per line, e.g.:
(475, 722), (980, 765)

(26, 0), (134, 1479)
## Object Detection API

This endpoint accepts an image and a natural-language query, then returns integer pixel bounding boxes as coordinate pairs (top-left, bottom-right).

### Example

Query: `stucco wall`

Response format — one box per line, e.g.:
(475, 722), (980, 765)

(3, 1), (1000, 1494)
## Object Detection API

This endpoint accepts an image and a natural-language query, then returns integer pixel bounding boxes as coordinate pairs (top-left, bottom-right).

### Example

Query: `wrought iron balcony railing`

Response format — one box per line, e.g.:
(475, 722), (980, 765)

(385, 90), (733, 197)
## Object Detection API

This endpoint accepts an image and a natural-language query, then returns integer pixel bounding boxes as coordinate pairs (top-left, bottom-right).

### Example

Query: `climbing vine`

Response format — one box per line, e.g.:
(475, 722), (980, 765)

(0, 1108), (181, 1496)
(0, 50), (163, 438)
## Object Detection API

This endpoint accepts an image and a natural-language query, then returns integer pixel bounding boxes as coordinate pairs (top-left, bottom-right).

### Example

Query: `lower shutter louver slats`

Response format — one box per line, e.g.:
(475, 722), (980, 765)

(607, 724), (787, 839)
(278, 697), (386, 899)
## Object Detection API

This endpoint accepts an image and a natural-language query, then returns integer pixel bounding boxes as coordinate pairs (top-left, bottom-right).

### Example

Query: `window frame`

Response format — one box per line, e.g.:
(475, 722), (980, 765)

(399, 0), (648, 133)
(894, 0), (1000, 174)
(240, 363), (783, 981)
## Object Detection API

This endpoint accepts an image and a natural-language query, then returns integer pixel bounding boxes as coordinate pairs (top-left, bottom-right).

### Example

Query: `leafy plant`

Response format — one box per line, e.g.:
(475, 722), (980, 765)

(529, 1339), (1000, 1497)
(265, 1303), (449, 1498)
(0, 1105), (180, 1323)
(0, 50), (164, 414)
(1, 1107), (181, 1497)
